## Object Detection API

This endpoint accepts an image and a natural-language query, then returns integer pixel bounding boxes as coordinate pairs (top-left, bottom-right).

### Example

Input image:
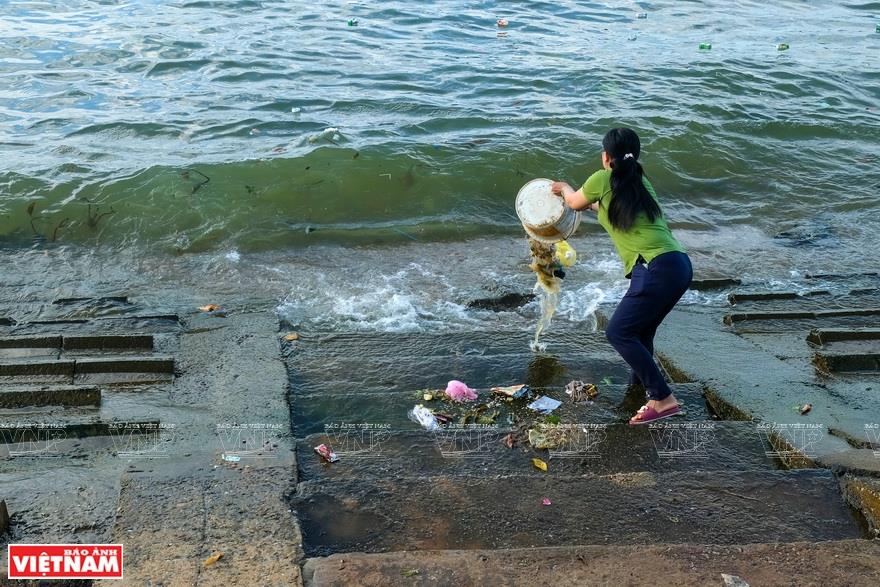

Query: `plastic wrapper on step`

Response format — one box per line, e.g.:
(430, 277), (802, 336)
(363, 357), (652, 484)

(565, 380), (598, 402)
(314, 443), (339, 463)
(490, 384), (532, 400)
(409, 404), (440, 430)
(527, 395), (562, 414)
(445, 379), (478, 402)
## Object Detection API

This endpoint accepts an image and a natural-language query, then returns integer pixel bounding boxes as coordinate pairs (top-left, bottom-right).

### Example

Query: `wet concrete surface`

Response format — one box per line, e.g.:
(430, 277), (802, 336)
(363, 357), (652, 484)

(302, 540), (880, 587)
(1, 300), (301, 584)
(295, 422), (776, 481)
(292, 469), (860, 556)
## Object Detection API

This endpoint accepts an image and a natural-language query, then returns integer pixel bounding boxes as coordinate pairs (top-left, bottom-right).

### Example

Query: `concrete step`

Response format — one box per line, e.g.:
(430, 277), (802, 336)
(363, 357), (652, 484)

(285, 330), (613, 360)
(725, 307), (880, 325)
(728, 289), (880, 311)
(0, 314), (181, 336)
(0, 384), (101, 408)
(808, 327), (880, 346)
(688, 277), (741, 290)
(814, 351), (880, 373)
(295, 421), (774, 481)
(0, 355), (175, 385)
(289, 353), (630, 395)
(0, 334), (61, 359)
(292, 383), (710, 437)
(300, 539), (880, 587)
(0, 417), (161, 442)
(724, 309), (880, 334)
(291, 469), (861, 556)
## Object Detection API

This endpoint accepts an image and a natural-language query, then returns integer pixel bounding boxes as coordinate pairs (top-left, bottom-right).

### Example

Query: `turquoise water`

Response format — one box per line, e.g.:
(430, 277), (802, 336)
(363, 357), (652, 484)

(1, 0), (878, 254)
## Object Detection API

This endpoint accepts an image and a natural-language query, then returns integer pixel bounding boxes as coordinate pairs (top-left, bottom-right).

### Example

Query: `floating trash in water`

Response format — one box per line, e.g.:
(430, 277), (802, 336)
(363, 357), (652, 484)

(291, 107), (302, 113)
(636, 12), (647, 19)
(800, 403), (812, 415)
(249, 128), (260, 135)
(777, 43), (790, 51)
(542, 497), (552, 506)
(497, 18), (509, 27)
(347, 18), (358, 26)
(283, 332), (299, 341)
(699, 42), (712, 50)
(497, 31), (508, 38)
(876, 23), (880, 33)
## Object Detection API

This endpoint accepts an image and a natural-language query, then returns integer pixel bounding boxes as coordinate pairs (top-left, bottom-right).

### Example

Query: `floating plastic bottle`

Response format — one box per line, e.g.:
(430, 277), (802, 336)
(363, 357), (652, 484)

(777, 43), (789, 51)
(699, 42), (712, 50)
(636, 12), (647, 19)
(554, 240), (577, 267)
(347, 18), (358, 26)
(876, 23), (879, 33)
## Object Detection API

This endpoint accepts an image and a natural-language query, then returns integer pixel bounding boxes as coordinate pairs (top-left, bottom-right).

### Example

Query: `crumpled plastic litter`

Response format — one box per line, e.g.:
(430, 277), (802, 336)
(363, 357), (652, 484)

(565, 380), (598, 402)
(409, 404), (440, 430)
(527, 395), (562, 414)
(490, 384), (532, 400)
(446, 380), (478, 402)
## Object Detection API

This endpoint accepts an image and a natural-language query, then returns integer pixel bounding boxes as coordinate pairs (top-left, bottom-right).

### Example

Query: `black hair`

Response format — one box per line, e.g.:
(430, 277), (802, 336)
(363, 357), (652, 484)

(602, 128), (661, 232)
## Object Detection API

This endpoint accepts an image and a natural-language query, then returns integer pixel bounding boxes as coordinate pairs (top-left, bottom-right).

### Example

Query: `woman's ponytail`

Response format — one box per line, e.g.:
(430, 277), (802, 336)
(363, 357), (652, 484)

(603, 128), (662, 232)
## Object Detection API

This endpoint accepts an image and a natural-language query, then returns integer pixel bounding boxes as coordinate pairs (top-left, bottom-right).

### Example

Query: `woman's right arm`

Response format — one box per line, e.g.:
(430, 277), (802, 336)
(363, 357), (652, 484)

(551, 182), (599, 212)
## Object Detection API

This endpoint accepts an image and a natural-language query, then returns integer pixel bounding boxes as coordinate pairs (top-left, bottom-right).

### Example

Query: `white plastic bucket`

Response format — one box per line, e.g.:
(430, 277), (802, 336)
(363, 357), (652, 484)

(515, 178), (581, 243)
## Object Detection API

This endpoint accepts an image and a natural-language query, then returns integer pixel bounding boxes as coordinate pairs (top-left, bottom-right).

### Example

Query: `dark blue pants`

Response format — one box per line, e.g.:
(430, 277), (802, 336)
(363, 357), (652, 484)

(605, 251), (693, 401)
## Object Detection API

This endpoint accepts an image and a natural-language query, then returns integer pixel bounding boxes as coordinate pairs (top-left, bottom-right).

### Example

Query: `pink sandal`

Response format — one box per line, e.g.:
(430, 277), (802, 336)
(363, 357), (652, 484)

(629, 404), (681, 426)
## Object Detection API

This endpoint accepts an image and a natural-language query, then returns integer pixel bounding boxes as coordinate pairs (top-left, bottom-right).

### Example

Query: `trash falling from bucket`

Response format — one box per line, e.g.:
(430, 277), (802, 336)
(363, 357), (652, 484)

(528, 238), (561, 351)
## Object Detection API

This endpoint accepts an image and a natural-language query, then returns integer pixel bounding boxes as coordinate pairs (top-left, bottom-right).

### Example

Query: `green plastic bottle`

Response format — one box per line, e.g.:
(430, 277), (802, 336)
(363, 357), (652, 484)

(699, 42), (712, 50)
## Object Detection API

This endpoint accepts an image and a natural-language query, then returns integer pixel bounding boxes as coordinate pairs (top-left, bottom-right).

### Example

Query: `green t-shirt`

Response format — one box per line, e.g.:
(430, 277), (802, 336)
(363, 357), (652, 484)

(581, 169), (685, 278)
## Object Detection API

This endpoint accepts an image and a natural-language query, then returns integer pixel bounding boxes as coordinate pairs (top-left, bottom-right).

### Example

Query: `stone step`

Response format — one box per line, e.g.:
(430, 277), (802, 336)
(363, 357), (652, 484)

(289, 352), (630, 395)
(0, 385), (101, 408)
(52, 295), (130, 306)
(285, 330), (612, 360)
(728, 290), (831, 304)
(725, 307), (880, 325)
(726, 290), (880, 313)
(1, 314), (181, 335)
(62, 334), (154, 351)
(808, 327), (880, 346)
(300, 539), (880, 587)
(292, 383), (710, 437)
(295, 421), (774, 482)
(0, 418), (161, 442)
(0, 358), (74, 384)
(291, 469), (861, 556)
(724, 308), (880, 334)
(814, 351), (880, 373)
(0, 356), (174, 385)
(688, 277), (741, 290)
(0, 333), (155, 359)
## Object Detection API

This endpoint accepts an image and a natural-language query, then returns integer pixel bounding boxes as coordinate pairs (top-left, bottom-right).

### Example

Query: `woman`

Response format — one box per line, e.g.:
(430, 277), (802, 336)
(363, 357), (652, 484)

(551, 127), (692, 425)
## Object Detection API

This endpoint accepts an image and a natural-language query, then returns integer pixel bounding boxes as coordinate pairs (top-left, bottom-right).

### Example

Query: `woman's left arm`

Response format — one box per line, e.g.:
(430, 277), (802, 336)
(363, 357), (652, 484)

(551, 182), (598, 212)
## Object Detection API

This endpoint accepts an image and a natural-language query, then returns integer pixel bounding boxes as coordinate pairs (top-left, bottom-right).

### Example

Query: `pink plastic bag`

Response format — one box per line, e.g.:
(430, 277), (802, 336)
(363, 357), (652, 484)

(445, 380), (478, 402)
